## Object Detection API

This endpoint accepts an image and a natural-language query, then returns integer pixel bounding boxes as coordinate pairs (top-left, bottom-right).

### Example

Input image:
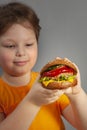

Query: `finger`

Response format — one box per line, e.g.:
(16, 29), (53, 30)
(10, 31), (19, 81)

(64, 57), (71, 62)
(45, 95), (60, 103)
(62, 87), (72, 94)
(63, 86), (81, 95)
(42, 89), (64, 99)
(72, 85), (81, 94)
(56, 57), (61, 60)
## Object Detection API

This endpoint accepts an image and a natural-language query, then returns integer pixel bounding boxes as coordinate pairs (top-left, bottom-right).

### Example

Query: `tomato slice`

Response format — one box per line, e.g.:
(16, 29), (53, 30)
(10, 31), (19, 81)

(42, 66), (74, 77)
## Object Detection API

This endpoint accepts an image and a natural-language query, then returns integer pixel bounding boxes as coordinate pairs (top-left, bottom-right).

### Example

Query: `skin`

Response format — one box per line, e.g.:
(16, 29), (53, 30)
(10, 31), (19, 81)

(0, 24), (38, 86)
(0, 24), (87, 130)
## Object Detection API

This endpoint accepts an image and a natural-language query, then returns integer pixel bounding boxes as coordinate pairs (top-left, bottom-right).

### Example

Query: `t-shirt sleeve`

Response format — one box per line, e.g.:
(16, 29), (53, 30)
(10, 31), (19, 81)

(56, 94), (70, 113)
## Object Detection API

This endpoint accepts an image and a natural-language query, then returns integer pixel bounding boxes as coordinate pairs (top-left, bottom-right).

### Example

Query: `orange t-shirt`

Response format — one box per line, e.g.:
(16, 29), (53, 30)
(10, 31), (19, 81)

(0, 72), (70, 130)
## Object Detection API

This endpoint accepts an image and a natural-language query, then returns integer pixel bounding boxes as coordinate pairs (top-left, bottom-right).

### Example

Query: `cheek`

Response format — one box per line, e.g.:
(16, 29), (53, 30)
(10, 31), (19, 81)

(32, 47), (38, 60)
(29, 48), (38, 66)
(0, 52), (13, 65)
(32, 48), (38, 58)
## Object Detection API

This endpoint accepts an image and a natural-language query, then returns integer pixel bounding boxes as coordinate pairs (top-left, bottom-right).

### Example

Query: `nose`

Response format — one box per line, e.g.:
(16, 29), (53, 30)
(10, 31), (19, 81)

(16, 46), (25, 57)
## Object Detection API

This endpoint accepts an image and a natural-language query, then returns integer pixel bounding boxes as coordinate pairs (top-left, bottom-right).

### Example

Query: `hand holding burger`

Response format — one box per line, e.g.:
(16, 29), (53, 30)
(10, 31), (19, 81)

(39, 57), (78, 90)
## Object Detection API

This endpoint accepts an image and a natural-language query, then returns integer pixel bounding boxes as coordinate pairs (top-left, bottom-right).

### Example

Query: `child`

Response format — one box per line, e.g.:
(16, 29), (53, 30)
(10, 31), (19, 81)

(0, 2), (87, 130)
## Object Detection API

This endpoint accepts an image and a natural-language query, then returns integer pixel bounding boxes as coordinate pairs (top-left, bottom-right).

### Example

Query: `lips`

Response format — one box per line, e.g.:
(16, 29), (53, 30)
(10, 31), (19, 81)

(14, 60), (28, 66)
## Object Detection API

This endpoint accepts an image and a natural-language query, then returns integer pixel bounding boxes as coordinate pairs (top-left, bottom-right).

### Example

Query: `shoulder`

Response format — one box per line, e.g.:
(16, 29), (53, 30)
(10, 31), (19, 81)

(0, 77), (5, 94)
(32, 71), (39, 76)
(29, 71), (39, 86)
(0, 77), (3, 85)
(31, 71), (39, 79)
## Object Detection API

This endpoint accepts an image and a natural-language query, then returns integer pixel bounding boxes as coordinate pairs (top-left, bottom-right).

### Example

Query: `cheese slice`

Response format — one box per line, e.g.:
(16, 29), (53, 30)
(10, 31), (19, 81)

(42, 78), (74, 87)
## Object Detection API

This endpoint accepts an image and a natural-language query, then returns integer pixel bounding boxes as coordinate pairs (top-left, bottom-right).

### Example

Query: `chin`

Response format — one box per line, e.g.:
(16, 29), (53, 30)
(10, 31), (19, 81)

(9, 70), (30, 77)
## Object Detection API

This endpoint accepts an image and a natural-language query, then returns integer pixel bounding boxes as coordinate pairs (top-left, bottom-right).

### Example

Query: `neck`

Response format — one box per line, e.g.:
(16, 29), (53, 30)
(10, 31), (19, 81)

(2, 72), (31, 87)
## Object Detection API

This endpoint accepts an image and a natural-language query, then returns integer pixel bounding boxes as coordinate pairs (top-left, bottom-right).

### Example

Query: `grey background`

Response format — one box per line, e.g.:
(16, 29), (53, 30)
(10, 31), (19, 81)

(0, 0), (87, 130)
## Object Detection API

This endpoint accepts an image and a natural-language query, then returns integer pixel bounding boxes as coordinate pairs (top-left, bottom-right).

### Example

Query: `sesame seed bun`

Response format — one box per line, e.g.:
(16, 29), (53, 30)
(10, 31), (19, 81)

(40, 58), (77, 75)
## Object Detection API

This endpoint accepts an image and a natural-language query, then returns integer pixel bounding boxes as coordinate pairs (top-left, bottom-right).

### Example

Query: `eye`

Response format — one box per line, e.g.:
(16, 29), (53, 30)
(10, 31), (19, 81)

(26, 43), (34, 47)
(2, 43), (16, 49)
(5, 44), (16, 48)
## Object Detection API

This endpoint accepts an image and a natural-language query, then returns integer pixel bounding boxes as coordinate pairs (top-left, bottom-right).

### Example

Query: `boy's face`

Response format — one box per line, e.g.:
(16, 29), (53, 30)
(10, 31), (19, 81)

(0, 24), (38, 77)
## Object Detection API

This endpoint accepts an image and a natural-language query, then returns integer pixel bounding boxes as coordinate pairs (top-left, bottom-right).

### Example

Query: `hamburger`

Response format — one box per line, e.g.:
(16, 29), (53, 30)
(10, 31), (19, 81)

(39, 58), (77, 89)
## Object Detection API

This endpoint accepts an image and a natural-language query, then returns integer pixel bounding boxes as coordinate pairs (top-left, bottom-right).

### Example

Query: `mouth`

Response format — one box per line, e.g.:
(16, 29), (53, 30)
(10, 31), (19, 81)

(14, 60), (29, 66)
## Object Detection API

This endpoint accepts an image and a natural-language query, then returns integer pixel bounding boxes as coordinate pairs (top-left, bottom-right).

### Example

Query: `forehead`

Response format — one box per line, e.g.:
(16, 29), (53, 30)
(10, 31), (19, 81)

(0, 23), (36, 41)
